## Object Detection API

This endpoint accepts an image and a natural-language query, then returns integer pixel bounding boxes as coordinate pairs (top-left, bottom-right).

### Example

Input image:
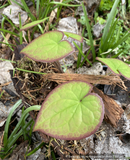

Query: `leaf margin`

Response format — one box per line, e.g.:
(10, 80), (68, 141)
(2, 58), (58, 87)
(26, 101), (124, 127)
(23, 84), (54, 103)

(20, 30), (75, 63)
(33, 80), (104, 140)
(96, 57), (130, 80)
(20, 17), (49, 31)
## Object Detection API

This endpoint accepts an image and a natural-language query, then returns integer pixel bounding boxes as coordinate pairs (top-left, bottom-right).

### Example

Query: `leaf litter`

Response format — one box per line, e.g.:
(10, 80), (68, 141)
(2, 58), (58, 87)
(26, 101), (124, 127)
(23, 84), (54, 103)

(9, 43), (130, 158)
(0, 0), (130, 159)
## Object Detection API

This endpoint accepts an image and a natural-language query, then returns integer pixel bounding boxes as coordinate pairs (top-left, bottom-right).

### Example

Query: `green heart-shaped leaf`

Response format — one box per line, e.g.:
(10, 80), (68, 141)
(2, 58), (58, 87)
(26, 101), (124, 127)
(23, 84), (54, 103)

(20, 31), (74, 62)
(20, 17), (49, 31)
(96, 57), (130, 80)
(63, 31), (83, 42)
(33, 81), (104, 140)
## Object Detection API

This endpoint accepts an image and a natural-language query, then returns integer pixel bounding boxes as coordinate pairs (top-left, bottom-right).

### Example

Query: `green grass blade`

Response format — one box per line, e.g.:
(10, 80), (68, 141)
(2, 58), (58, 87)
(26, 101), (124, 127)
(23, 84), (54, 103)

(57, 5), (62, 20)
(111, 32), (130, 49)
(0, 58), (16, 63)
(3, 99), (22, 146)
(37, 24), (44, 34)
(49, 1), (81, 7)
(7, 0), (11, 5)
(102, 0), (120, 42)
(111, 50), (123, 58)
(30, 0), (35, 8)
(73, 41), (92, 66)
(0, 90), (4, 99)
(10, 0), (24, 9)
(50, 0), (74, 13)
(77, 28), (85, 68)
(106, 19), (118, 43)
(19, 13), (23, 44)
(82, 2), (96, 62)
(80, 47), (91, 67)
(0, 3), (8, 9)
(0, 144), (17, 159)
(21, 107), (26, 140)
(40, 3), (50, 19)
(26, 142), (45, 157)
(62, 0), (74, 3)
(7, 119), (33, 150)
(1, 32), (14, 51)
(2, 14), (19, 31)
(36, 0), (40, 17)
(122, 2), (126, 19)
(51, 149), (56, 160)
(0, 28), (20, 37)
(125, 61), (130, 64)
(0, 41), (15, 47)
(20, 0), (36, 21)
(101, 19), (118, 52)
(1, 17), (6, 35)
(16, 68), (47, 75)
(44, 5), (51, 20)
(7, 105), (41, 144)
(77, 42), (83, 68)
(116, 25), (121, 43)
(30, 26), (38, 40)
(29, 120), (34, 137)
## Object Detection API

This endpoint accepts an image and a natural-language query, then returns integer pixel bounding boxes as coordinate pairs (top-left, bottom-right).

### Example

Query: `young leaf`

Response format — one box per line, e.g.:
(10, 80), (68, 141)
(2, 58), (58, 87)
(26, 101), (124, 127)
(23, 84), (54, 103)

(96, 57), (130, 80)
(63, 31), (83, 42)
(20, 17), (49, 31)
(33, 81), (104, 140)
(20, 31), (74, 62)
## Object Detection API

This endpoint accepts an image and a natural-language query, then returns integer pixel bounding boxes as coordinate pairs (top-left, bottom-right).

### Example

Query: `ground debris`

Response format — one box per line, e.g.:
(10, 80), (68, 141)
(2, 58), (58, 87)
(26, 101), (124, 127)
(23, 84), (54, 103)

(93, 87), (124, 127)
(0, 61), (13, 84)
(57, 17), (89, 68)
(104, 78), (130, 104)
(44, 73), (124, 85)
(3, 5), (28, 25)
(79, 121), (130, 159)
(93, 22), (105, 38)
(10, 44), (61, 106)
(4, 141), (28, 160)
(75, 62), (105, 75)
(10, 0), (34, 7)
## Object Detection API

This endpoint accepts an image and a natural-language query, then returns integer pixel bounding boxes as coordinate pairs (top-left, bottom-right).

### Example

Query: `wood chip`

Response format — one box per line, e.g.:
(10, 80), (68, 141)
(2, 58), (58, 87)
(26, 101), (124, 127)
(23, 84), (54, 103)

(93, 87), (124, 127)
(44, 73), (125, 86)
(0, 81), (12, 87)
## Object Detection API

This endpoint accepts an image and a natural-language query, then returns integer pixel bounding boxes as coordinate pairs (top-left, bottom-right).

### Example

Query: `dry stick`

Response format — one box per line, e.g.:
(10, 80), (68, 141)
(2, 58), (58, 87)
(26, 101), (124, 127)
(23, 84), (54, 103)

(27, 30), (31, 43)
(44, 73), (124, 85)
(93, 86), (124, 127)
(22, 31), (28, 43)
(0, 81), (12, 87)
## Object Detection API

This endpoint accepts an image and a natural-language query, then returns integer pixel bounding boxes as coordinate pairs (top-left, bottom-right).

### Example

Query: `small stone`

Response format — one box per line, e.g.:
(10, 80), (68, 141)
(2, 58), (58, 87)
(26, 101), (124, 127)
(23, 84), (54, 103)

(75, 62), (105, 75)
(3, 5), (28, 25)
(93, 22), (105, 38)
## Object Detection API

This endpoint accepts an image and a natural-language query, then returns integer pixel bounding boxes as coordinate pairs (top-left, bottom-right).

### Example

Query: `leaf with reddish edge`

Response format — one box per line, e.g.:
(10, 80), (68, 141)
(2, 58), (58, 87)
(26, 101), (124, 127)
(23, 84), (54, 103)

(33, 81), (104, 140)
(20, 17), (49, 31)
(96, 57), (130, 80)
(63, 31), (83, 42)
(20, 31), (74, 63)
